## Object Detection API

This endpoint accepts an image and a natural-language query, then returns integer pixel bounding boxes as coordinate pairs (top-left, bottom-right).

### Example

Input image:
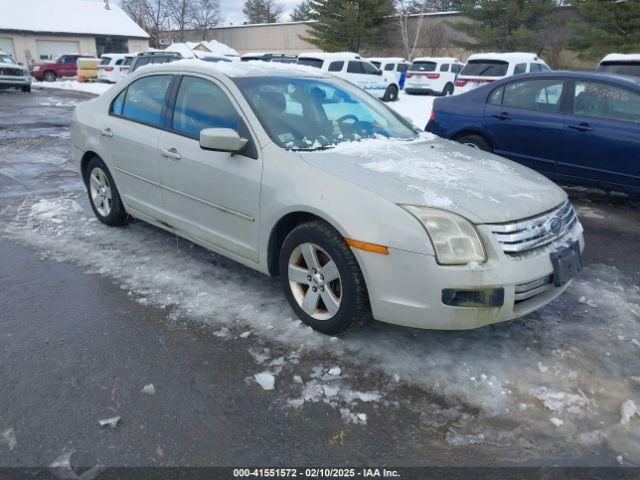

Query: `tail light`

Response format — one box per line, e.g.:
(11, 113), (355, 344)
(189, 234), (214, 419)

(406, 73), (414, 79)
(430, 109), (436, 122)
(456, 79), (467, 87)
(104, 67), (114, 72)
(426, 73), (440, 79)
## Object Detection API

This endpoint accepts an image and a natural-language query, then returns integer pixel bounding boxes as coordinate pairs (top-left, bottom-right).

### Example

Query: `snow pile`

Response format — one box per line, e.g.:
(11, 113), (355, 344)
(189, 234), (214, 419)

(1, 428), (17, 451)
(620, 400), (639, 426)
(4, 194), (640, 460)
(33, 80), (112, 96)
(254, 372), (275, 391)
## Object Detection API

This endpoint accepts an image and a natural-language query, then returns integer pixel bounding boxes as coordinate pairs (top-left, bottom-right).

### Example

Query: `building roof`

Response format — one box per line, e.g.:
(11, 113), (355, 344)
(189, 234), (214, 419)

(0, 0), (150, 38)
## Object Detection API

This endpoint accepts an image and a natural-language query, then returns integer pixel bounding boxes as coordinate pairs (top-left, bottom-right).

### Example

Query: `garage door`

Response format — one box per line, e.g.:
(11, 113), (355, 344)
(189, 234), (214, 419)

(36, 40), (80, 61)
(0, 38), (15, 57)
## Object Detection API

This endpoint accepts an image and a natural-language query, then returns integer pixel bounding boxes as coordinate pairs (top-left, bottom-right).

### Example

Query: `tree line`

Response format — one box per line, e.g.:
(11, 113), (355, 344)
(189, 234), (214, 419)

(125, 0), (640, 64)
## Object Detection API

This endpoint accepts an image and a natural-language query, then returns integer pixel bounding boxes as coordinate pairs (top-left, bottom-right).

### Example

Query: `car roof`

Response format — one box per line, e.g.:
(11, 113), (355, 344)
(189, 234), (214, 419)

(487, 70), (640, 89)
(466, 52), (544, 63)
(600, 53), (640, 63)
(298, 52), (361, 61)
(132, 58), (329, 79)
(412, 57), (460, 63)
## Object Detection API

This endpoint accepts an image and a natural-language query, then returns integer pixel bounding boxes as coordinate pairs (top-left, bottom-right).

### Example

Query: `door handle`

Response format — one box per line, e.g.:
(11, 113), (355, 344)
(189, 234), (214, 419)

(568, 123), (594, 133)
(101, 128), (114, 137)
(161, 148), (182, 160)
(492, 112), (512, 120)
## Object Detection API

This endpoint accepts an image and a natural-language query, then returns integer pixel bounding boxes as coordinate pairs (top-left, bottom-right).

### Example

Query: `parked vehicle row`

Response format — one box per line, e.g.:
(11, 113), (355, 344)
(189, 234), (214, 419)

(71, 61), (584, 335)
(427, 71), (640, 196)
(404, 57), (463, 96)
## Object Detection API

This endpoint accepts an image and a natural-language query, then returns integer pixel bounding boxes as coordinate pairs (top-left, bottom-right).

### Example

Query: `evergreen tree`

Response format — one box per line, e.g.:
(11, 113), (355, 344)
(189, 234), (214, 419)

(290, 0), (314, 21)
(449, 0), (558, 53)
(243, 0), (283, 24)
(569, 0), (640, 60)
(303, 0), (395, 52)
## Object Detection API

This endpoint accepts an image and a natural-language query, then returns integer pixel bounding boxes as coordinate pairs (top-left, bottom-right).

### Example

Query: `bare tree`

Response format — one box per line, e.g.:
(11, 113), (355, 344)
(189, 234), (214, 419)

(191, 0), (221, 40)
(144, 0), (170, 48)
(167, 0), (195, 42)
(397, 0), (428, 60)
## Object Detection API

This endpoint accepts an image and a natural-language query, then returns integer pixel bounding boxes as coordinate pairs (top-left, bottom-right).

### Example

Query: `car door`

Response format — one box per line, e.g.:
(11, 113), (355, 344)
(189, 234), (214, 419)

(157, 75), (262, 262)
(484, 78), (567, 175)
(105, 74), (172, 221)
(559, 79), (640, 191)
(61, 55), (77, 77)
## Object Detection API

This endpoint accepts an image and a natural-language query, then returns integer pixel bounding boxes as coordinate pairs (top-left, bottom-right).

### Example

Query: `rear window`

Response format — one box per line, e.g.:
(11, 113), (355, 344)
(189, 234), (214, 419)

(460, 60), (509, 77)
(409, 61), (437, 72)
(100, 57), (111, 65)
(297, 57), (323, 69)
(598, 61), (640, 77)
(123, 57), (133, 66)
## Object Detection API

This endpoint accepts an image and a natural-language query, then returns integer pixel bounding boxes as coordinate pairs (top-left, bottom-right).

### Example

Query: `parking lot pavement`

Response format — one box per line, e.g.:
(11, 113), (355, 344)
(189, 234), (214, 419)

(1, 88), (640, 468)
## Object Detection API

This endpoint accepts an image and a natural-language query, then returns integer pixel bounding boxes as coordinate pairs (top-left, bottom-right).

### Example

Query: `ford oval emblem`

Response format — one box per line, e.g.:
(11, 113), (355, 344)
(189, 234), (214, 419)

(548, 217), (563, 234)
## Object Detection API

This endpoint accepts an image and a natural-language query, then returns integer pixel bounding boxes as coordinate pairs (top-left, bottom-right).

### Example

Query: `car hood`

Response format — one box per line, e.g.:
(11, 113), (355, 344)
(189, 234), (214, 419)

(299, 134), (567, 224)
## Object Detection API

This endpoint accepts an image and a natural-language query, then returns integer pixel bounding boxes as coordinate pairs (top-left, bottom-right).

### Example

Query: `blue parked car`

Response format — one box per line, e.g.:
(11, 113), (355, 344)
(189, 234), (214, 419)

(426, 71), (640, 196)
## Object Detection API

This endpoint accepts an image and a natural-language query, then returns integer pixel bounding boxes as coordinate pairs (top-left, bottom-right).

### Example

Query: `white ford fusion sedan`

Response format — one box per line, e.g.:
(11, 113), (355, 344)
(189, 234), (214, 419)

(71, 60), (584, 334)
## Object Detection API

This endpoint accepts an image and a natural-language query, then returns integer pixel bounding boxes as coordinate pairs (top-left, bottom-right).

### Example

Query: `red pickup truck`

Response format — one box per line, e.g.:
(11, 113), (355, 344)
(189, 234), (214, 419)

(31, 54), (91, 82)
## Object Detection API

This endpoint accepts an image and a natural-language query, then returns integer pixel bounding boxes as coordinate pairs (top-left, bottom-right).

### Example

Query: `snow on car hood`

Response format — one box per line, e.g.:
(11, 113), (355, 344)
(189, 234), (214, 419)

(300, 134), (567, 224)
(0, 61), (26, 72)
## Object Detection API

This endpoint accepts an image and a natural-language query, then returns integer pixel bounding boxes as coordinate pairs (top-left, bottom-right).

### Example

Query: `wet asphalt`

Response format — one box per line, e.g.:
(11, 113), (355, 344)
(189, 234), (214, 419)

(0, 87), (639, 470)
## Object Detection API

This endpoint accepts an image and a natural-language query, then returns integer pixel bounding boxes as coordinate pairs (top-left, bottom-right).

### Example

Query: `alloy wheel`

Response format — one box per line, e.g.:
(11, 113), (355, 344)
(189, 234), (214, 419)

(89, 167), (113, 217)
(288, 242), (342, 321)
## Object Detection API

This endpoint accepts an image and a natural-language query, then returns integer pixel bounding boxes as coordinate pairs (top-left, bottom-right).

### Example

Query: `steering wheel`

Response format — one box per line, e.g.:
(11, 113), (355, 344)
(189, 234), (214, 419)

(336, 114), (359, 124)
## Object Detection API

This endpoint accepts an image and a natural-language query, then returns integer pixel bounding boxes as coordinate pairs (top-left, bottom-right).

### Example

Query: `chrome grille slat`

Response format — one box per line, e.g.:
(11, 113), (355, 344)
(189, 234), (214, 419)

(514, 275), (554, 302)
(487, 200), (578, 255)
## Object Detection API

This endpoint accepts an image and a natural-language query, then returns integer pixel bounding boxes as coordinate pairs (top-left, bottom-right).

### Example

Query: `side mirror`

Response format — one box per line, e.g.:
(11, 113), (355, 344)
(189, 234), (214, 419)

(200, 128), (248, 154)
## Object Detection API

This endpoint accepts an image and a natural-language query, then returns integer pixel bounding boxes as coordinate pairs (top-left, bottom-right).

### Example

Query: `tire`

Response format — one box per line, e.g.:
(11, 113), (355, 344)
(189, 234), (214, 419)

(442, 83), (454, 96)
(382, 85), (399, 102)
(279, 221), (372, 335)
(43, 71), (56, 82)
(455, 133), (492, 152)
(84, 156), (128, 227)
(22, 85), (31, 93)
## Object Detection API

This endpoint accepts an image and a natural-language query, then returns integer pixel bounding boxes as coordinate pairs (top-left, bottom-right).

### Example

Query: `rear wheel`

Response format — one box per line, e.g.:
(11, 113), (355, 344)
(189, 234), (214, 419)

(84, 157), (128, 226)
(22, 85), (31, 93)
(442, 83), (454, 96)
(43, 71), (56, 82)
(279, 221), (372, 335)
(455, 133), (492, 152)
(383, 85), (399, 102)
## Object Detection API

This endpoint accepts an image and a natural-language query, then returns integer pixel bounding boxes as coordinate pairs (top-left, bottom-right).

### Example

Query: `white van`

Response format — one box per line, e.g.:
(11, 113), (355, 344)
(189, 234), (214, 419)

(454, 53), (550, 94)
(597, 53), (640, 78)
(404, 57), (463, 96)
(367, 57), (410, 87)
(297, 52), (400, 101)
(98, 54), (131, 83)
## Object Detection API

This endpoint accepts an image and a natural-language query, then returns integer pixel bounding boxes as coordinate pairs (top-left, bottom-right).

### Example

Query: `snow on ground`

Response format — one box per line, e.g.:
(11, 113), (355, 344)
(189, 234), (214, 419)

(3, 194), (640, 462)
(32, 80), (113, 96)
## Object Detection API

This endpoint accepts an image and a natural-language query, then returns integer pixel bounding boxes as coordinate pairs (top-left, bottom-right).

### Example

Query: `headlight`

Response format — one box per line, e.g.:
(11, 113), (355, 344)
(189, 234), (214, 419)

(402, 205), (486, 265)
(33, 66), (40, 71)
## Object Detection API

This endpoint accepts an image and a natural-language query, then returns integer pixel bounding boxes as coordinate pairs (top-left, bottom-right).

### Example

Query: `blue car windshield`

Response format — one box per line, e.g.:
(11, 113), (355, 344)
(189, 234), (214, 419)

(233, 77), (419, 150)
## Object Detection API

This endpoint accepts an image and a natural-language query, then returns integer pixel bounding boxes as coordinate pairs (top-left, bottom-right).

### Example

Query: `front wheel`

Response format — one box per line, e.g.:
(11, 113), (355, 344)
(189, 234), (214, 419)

(84, 156), (128, 226)
(43, 71), (56, 82)
(279, 221), (372, 335)
(455, 133), (492, 152)
(382, 85), (399, 102)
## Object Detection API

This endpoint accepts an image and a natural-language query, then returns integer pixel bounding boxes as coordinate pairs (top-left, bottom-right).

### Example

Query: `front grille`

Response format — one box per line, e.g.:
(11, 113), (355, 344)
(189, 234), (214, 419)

(515, 275), (553, 303)
(487, 200), (578, 255)
(0, 68), (23, 77)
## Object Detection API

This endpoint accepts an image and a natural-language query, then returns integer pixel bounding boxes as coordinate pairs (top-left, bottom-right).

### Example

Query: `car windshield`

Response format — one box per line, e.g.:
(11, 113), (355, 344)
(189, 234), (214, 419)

(234, 76), (419, 151)
(0, 54), (16, 64)
(598, 62), (640, 77)
(460, 60), (509, 77)
(409, 61), (437, 72)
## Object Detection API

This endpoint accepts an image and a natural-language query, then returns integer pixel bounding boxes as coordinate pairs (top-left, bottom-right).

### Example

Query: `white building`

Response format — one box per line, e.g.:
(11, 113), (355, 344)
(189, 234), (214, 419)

(0, 0), (149, 65)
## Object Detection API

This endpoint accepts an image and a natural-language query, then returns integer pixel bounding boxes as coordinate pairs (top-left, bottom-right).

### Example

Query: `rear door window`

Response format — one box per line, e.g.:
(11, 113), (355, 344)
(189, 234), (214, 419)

(460, 60), (509, 77)
(119, 75), (172, 126)
(573, 81), (640, 123)
(347, 61), (364, 74)
(385, 63), (394, 71)
(328, 61), (344, 72)
(362, 62), (380, 75)
(502, 79), (564, 112)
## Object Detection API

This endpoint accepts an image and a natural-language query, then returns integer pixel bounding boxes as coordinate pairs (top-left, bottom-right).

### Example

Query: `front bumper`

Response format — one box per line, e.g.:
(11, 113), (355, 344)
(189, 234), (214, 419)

(353, 221), (584, 330)
(0, 76), (31, 87)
